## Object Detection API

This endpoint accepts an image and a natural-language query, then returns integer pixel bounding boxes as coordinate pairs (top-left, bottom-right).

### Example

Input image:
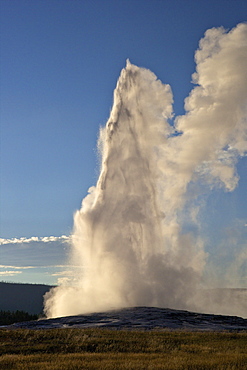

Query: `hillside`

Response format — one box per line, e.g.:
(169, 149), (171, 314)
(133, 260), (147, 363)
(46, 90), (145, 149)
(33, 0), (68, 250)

(0, 282), (53, 314)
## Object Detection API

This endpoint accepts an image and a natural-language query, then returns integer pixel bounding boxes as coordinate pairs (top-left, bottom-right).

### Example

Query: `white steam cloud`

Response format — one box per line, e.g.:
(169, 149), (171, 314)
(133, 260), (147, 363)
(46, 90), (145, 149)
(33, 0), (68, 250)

(45, 24), (247, 318)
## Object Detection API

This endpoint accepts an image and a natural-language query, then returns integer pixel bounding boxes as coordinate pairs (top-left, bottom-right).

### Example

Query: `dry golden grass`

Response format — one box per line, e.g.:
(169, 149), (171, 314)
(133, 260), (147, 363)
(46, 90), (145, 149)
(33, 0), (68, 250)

(0, 328), (246, 369)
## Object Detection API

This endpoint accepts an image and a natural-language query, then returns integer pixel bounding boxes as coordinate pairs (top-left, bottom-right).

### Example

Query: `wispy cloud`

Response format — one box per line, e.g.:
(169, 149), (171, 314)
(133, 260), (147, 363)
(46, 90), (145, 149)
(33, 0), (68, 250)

(0, 265), (35, 270)
(0, 271), (22, 276)
(0, 235), (70, 245)
(50, 270), (74, 277)
(0, 264), (75, 270)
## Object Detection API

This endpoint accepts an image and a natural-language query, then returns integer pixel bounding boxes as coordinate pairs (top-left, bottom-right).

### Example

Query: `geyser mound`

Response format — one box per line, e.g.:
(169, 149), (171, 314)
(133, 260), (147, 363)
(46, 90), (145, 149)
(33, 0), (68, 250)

(45, 24), (247, 318)
(10, 307), (247, 331)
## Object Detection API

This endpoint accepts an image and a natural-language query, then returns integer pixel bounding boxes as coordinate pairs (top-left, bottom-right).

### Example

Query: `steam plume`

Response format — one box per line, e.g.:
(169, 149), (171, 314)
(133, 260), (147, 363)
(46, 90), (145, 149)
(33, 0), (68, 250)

(45, 24), (247, 318)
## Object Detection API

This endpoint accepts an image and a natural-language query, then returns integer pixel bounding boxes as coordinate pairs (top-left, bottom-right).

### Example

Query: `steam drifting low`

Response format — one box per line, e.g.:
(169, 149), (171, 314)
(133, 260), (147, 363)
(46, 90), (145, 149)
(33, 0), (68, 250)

(45, 24), (247, 318)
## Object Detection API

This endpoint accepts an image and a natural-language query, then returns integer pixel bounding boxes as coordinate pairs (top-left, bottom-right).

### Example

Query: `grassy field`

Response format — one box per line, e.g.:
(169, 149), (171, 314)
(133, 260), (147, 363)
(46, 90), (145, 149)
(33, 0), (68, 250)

(0, 328), (246, 369)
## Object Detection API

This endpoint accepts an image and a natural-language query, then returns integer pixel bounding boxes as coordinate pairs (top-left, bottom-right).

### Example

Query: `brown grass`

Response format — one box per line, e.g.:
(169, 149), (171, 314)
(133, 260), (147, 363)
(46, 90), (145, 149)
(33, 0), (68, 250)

(0, 328), (246, 369)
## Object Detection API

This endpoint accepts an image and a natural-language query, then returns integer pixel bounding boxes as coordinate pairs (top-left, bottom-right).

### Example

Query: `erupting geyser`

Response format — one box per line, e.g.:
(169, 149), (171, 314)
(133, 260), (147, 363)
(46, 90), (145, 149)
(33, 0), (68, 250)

(45, 24), (247, 318)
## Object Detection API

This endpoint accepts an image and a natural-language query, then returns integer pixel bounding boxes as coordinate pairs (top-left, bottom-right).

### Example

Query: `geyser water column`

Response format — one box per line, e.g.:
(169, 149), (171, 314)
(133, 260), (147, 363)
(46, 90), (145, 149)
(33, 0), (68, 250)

(71, 60), (175, 307)
(46, 61), (183, 316)
(45, 24), (247, 318)
(45, 61), (202, 318)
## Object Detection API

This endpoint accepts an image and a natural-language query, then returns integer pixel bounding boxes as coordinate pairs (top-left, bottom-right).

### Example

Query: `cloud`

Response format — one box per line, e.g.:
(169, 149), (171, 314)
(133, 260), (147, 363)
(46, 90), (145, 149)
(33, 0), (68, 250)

(170, 23), (247, 195)
(0, 270), (22, 276)
(50, 270), (74, 277)
(0, 235), (70, 245)
(0, 265), (35, 270)
(0, 264), (75, 271)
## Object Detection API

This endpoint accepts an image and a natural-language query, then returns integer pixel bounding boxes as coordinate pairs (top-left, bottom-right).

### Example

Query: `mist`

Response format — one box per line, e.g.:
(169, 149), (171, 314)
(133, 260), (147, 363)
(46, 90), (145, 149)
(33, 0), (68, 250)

(45, 24), (247, 318)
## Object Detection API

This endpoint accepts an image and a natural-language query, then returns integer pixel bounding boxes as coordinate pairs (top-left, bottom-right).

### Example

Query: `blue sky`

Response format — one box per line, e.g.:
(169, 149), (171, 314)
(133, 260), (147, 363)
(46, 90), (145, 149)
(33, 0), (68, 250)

(0, 0), (246, 285)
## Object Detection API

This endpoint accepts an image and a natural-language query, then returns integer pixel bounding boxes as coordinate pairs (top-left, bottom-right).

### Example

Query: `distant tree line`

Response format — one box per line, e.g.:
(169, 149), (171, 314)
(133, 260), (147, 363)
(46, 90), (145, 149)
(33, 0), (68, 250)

(0, 310), (38, 325)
